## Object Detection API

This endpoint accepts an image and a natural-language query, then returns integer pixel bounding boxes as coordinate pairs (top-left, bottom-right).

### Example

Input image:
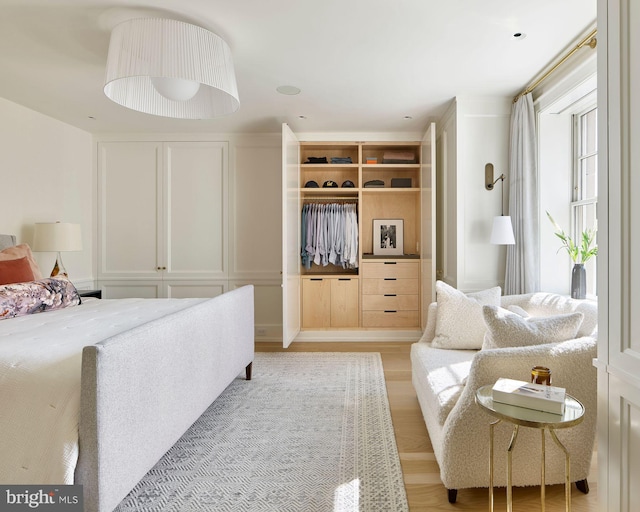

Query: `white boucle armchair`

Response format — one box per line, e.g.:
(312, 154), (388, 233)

(410, 292), (597, 503)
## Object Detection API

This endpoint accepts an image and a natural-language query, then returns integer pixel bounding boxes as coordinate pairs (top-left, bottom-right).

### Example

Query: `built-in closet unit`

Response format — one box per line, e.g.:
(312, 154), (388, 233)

(282, 123), (436, 347)
(97, 141), (228, 298)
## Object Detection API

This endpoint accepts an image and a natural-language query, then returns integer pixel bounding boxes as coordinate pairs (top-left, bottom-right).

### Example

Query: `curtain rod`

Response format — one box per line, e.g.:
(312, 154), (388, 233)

(513, 28), (597, 104)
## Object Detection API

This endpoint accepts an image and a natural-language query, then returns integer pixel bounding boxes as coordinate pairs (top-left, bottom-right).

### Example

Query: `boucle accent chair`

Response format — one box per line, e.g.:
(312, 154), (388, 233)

(411, 284), (597, 503)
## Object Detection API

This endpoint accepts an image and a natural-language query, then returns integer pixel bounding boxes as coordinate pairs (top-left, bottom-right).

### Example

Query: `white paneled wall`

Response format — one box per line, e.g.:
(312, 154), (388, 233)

(437, 96), (511, 292)
(229, 136), (282, 340)
(94, 134), (283, 340)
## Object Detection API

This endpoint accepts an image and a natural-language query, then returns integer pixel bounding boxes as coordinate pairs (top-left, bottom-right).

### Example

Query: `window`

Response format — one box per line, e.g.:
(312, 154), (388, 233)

(572, 106), (598, 295)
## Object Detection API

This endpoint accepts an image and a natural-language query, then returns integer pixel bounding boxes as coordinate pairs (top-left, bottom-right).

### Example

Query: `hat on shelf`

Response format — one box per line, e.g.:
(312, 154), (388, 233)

(304, 180), (320, 188)
(322, 180), (338, 188)
(341, 180), (355, 188)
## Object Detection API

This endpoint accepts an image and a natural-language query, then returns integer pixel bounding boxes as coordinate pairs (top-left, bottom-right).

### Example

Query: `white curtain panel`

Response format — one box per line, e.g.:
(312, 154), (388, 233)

(505, 93), (539, 294)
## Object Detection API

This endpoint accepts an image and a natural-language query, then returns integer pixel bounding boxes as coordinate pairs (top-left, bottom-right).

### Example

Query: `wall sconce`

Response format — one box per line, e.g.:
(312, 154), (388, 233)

(485, 163), (515, 245)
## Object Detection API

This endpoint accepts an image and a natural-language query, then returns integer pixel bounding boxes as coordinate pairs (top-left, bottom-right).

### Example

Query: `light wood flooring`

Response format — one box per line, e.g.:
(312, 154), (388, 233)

(257, 341), (598, 511)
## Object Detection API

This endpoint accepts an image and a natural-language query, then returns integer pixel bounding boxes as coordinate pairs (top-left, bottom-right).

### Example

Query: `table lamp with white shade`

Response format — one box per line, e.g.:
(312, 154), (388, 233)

(32, 222), (82, 278)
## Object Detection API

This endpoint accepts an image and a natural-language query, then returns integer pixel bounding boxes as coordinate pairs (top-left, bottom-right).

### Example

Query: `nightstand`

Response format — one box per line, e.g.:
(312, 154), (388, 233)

(78, 289), (102, 299)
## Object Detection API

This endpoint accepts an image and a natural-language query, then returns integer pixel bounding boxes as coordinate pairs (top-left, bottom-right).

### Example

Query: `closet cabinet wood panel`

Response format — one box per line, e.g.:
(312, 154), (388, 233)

(361, 259), (419, 328)
(361, 261), (419, 279)
(362, 310), (420, 328)
(302, 276), (358, 328)
(361, 294), (419, 311)
(329, 278), (359, 328)
(302, 277), (331, 328)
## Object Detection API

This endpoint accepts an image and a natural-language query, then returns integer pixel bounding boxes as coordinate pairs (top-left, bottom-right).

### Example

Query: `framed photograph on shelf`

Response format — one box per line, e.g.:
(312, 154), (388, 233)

(373, 219), (403, 256)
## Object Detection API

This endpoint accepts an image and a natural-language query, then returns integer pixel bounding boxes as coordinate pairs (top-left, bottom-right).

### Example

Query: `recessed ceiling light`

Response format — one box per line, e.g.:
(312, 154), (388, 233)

(512, 32), (527, 40)
(298, 115), (307, 119)
(403, 116), (413, 120)
(277, 85), (301, 95)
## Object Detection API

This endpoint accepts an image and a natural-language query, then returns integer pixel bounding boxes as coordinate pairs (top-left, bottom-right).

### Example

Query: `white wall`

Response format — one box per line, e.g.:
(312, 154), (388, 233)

(0, 98), (94, 287)
(437, 96), (512, 293)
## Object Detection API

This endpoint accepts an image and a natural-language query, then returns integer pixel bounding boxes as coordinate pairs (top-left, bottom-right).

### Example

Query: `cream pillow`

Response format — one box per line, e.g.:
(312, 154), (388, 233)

(482, 305), (584, 350)
(431, 281), (501, 350)
(506, 304), (530, 318)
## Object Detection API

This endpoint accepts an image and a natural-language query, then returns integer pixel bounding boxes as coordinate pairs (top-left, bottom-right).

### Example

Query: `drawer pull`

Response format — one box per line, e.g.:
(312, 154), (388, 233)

(384, 310), (397, 313)
(384, 294), (397, 297)
(384, 262), (397, 265)
(338, 278), (351, 281)
(310, 278), (323, 281)
(384, 278), (397, 281)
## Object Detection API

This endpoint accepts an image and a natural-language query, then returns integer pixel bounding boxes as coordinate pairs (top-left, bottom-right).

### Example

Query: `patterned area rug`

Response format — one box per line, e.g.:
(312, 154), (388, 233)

(115, 352), (408, 512)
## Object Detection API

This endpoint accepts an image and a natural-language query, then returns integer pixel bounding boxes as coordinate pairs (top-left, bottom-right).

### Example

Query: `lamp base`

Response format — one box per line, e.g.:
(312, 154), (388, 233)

(50, 252), (69, 278)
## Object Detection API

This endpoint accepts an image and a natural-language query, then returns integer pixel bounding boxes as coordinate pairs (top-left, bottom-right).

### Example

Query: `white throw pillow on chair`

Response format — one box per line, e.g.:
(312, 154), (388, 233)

(431, 281), (501, 350)
(481, 305), (584, 350)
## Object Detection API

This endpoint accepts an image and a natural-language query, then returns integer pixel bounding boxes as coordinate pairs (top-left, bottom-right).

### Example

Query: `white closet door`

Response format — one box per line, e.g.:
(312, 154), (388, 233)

(598, 1), (640, 510)
(98, 142), (162, 278)
(164, 141), (228, 279)
(282, 123), (301, 347)
(421, 122), (436, 329)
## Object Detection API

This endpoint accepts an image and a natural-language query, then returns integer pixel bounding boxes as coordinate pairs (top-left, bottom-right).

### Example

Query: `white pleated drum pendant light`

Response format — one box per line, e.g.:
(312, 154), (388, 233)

(104, 18), (240, 119)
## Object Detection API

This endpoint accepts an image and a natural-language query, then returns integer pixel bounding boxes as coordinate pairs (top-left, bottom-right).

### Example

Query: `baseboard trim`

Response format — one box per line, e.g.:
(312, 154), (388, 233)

(294, 329), (423, 342)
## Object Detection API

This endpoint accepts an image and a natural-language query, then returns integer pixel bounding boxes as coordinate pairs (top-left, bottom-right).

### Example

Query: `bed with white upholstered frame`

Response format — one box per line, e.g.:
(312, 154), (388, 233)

(0, 234), (255, 512)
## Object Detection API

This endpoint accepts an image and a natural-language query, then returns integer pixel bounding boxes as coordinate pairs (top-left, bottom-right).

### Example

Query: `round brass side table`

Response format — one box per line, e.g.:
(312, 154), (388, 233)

(475, 384), (585, 512)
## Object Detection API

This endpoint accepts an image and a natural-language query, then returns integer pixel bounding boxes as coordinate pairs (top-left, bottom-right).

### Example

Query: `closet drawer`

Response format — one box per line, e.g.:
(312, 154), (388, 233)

(362, 310), (419, 328)
(361, 260), (419, 279)
(362, 294), (419, 311)
(362, 278), (419, 295)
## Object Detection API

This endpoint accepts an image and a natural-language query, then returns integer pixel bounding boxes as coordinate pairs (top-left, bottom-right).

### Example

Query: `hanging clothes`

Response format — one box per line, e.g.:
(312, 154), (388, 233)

(301, 202), (358, 270)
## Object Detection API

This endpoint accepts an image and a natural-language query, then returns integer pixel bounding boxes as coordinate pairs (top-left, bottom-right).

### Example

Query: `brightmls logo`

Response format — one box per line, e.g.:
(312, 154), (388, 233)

(0, 486), (82, 511)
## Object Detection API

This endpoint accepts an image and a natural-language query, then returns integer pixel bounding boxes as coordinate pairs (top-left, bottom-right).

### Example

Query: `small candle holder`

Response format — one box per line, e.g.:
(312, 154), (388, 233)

(531, 366), (552, 386)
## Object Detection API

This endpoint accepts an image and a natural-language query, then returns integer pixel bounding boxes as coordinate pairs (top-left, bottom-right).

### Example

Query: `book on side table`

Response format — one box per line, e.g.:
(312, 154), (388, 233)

(492, 378), (566, 415)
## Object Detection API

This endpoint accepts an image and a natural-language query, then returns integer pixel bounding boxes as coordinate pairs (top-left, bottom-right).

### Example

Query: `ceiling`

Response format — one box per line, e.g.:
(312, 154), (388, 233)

(0, 0), (596, 135)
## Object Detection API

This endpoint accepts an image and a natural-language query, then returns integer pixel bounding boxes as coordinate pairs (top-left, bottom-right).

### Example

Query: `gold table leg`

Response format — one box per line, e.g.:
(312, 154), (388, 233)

(549, 429), (572, 512)
(506, 424), (520, 512)
(489, 419), (501, 512)
(541, 429), (546, 512)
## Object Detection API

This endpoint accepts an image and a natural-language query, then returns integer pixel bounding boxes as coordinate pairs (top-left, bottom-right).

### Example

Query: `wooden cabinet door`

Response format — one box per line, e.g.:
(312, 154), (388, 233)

(302, 278), (331, 328)
(330, 278), (359, 327)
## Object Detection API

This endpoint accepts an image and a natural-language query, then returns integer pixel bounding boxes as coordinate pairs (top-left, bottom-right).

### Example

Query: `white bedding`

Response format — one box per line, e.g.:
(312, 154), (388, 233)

(0, 297), (206, 485)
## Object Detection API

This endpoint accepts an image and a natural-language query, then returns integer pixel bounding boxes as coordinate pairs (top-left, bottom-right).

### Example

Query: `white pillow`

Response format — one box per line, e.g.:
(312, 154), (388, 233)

(431, 281), (501, 350)
(482, 305), (584, 350)
(506, 304), (530, 318)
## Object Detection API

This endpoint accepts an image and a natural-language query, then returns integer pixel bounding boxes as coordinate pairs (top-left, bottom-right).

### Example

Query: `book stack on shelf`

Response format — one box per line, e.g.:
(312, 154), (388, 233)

(492, 377), (566, 414)
(365, 157), (378, 164)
